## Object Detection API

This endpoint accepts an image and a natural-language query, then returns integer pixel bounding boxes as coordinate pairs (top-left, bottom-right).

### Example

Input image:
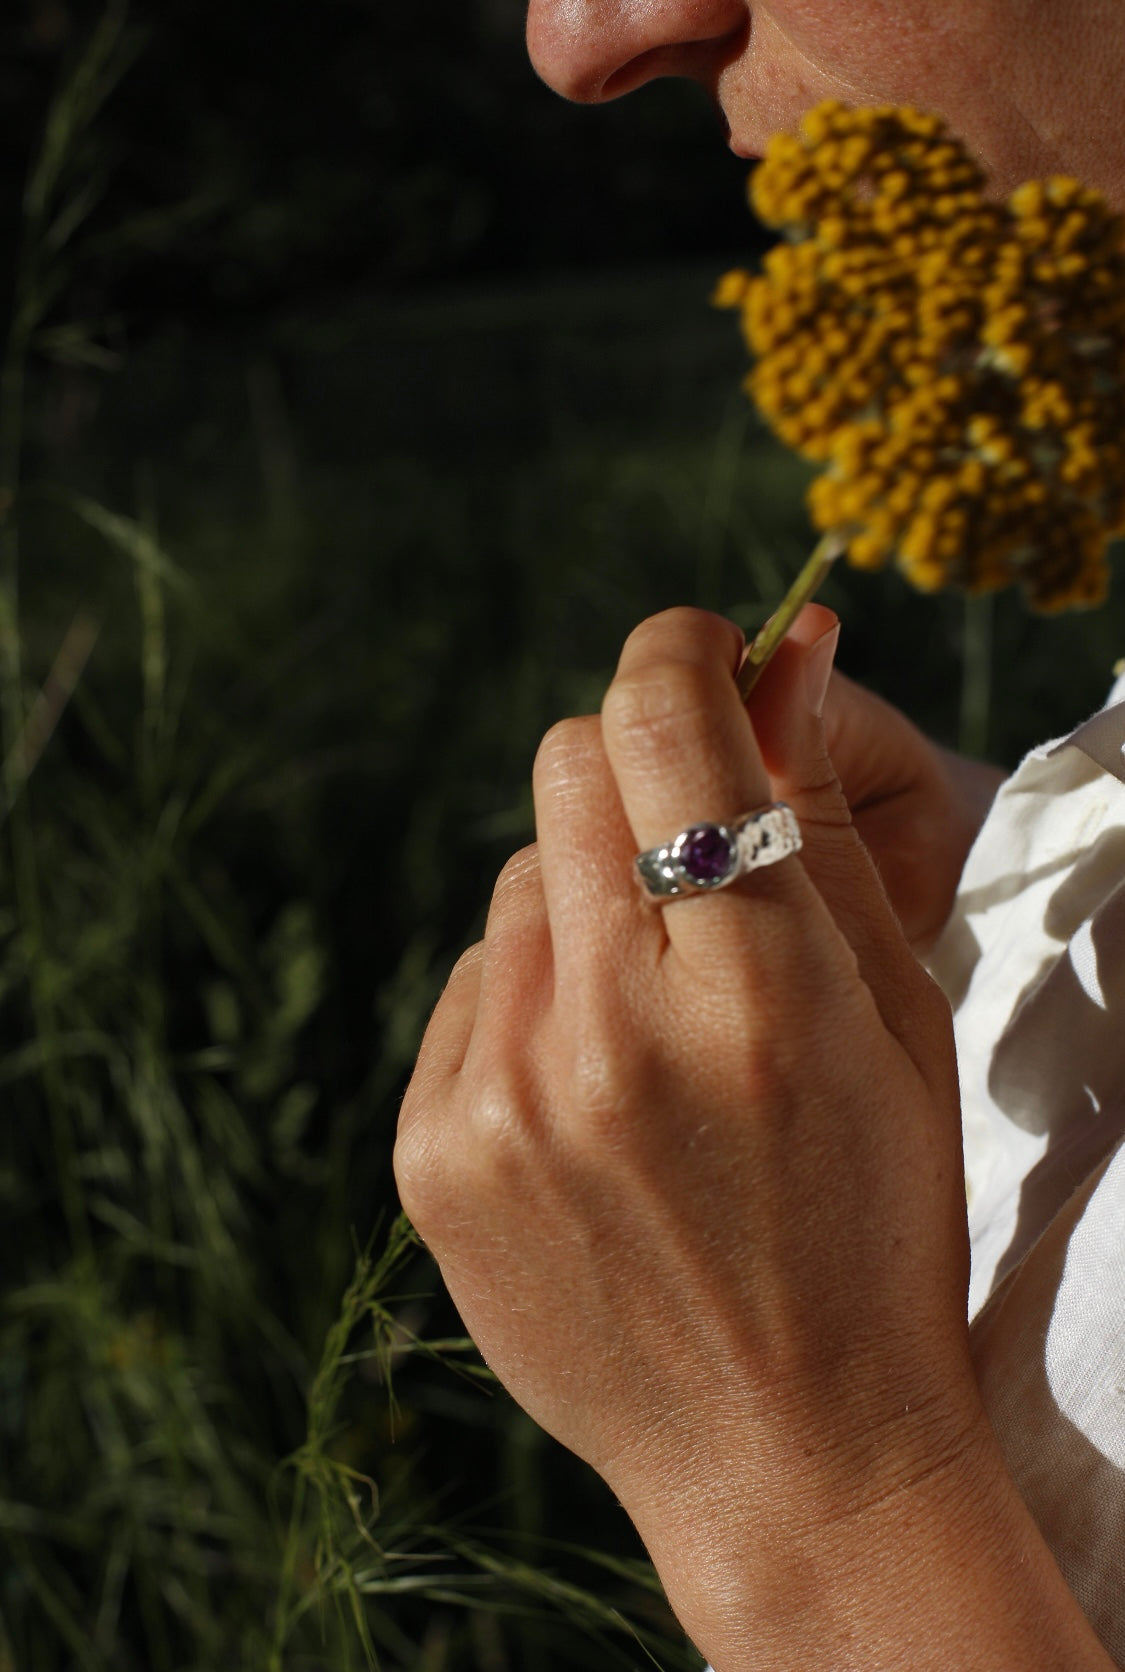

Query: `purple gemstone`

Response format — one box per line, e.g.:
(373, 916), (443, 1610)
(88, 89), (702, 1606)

(678, 824), (733, 884)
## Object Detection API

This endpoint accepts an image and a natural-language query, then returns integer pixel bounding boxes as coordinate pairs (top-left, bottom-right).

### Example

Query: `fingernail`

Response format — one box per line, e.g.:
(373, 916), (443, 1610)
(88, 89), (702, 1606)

(803, 623), (840, 718)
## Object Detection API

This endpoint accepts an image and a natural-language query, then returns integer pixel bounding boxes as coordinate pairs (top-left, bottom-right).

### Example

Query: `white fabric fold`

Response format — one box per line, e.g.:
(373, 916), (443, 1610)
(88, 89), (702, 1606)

(928, 676), (1125, 1663)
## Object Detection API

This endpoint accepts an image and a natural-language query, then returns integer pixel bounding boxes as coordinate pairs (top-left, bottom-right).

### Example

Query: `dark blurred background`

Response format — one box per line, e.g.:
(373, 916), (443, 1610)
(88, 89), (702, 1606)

(3, 4), (1124, 1669)
(2, 0), (756, 314)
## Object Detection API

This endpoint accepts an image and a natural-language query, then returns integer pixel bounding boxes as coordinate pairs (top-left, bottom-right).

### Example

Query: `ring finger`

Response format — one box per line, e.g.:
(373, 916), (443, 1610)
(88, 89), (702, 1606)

(599, 606), (831, 969)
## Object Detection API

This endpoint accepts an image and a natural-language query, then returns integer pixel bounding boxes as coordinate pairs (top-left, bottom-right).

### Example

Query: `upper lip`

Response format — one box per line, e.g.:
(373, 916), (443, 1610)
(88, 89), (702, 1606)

(719, 111), (759, 160)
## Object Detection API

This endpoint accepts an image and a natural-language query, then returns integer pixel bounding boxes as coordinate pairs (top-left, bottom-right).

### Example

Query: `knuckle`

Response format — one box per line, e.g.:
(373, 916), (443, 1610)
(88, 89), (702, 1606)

(493, 843), (540, 898)
(462, 1073), (545, 1208)
(621, 606), (739, 664)
(533, 714), (602, 793)
(794, 757), (854, 830)
(445, 939), (485, 989)
(602, 658), (718, 762)
(801, 818), (870, 898)
(393, 1116), (447, 1230)
(484, 861), (549, 974)
(396, 1067), (537, 1234)
(471, 1072), (535, 1155)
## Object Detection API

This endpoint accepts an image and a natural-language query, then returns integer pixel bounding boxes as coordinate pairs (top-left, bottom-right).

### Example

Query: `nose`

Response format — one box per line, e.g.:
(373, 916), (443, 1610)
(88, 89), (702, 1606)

(526, 0), (748, 105)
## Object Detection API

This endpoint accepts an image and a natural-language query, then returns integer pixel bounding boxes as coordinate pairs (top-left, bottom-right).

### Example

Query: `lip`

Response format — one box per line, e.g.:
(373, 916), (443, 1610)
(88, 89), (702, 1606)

(724, 123), (760, 160)
(718, 109), (760, 161)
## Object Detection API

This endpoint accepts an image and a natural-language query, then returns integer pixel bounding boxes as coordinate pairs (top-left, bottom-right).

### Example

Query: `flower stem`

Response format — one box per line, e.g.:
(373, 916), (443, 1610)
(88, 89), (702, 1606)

(959, 591), (993, 758)
(736, 528), (846, 699)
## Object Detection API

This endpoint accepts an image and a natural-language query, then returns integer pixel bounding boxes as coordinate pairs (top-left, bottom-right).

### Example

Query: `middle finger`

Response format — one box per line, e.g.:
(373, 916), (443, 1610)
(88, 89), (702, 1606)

(600, 606), (821, 965)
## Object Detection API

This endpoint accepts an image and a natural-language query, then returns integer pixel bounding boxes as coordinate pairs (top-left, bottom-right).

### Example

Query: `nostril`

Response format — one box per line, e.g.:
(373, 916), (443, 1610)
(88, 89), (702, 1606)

(601, 43), (679, 100)
(526, 0), (749, 108)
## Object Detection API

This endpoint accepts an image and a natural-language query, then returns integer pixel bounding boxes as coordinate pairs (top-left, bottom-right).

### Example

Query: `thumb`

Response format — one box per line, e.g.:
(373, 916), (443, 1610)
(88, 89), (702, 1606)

(746, 607), (946, 1066)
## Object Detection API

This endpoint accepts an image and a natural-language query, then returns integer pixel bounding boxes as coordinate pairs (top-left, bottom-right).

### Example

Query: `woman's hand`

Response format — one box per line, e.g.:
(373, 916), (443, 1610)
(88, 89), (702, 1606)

(395, 607), (1111, 1669)
(782, 606), (1003, 953)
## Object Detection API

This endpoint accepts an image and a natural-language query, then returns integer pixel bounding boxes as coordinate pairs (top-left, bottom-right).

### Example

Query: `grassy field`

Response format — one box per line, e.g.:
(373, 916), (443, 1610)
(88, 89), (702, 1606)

(6, 20), (1125, 1669)
(7, 253), (1125, 1671)
(7, 254), (823, 1672)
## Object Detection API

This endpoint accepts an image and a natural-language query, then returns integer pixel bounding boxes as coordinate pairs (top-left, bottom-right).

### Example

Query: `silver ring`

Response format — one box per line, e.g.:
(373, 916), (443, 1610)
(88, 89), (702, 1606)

(635, 803), (802, 901)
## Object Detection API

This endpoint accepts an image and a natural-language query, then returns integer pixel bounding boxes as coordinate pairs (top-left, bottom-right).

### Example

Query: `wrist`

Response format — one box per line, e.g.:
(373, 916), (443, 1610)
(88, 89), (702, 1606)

(614, 1387), (985, 1661)
(613, 1392), (1113, 1671)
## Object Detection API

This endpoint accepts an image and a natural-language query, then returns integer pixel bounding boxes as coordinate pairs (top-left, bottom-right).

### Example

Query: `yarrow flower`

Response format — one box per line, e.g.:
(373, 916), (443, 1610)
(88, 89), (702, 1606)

(717, 99), (1125, 621)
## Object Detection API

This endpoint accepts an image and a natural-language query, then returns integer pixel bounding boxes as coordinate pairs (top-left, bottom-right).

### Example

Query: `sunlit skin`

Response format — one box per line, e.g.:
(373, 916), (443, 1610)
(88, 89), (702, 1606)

(397, 4), (1125, 1666)
(526, 0), (1125, 202)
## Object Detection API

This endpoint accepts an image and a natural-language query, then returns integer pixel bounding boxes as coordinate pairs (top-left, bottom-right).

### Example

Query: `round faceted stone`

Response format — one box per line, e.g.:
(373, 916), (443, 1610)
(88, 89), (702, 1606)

(678, 824), (735, 885)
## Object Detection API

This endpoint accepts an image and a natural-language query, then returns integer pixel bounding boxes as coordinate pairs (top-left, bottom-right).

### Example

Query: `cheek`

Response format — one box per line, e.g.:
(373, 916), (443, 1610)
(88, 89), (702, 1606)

(720, 7), (945, 154)
(758, 0), (963, 89)
(733, 1), (1035, 192)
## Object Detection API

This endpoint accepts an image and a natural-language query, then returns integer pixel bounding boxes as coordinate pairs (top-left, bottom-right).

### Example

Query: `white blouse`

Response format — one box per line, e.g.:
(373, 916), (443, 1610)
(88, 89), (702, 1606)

(928, 673), (1125, 1665)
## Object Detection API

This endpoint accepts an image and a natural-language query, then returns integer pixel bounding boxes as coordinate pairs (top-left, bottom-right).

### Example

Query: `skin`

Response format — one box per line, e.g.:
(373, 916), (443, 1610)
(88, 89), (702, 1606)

(525, 0), (1125, 200)
(398, 5), (1125, 1664)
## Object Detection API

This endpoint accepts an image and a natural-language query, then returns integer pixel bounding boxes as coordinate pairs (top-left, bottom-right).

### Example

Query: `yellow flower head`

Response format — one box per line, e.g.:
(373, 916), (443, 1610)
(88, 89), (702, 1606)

(715, 99), (1125, 611)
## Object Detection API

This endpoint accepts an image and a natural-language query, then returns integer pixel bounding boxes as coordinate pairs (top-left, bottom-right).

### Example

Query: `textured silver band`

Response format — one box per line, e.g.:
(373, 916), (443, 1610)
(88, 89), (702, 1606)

(635, 803), (802, 901)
